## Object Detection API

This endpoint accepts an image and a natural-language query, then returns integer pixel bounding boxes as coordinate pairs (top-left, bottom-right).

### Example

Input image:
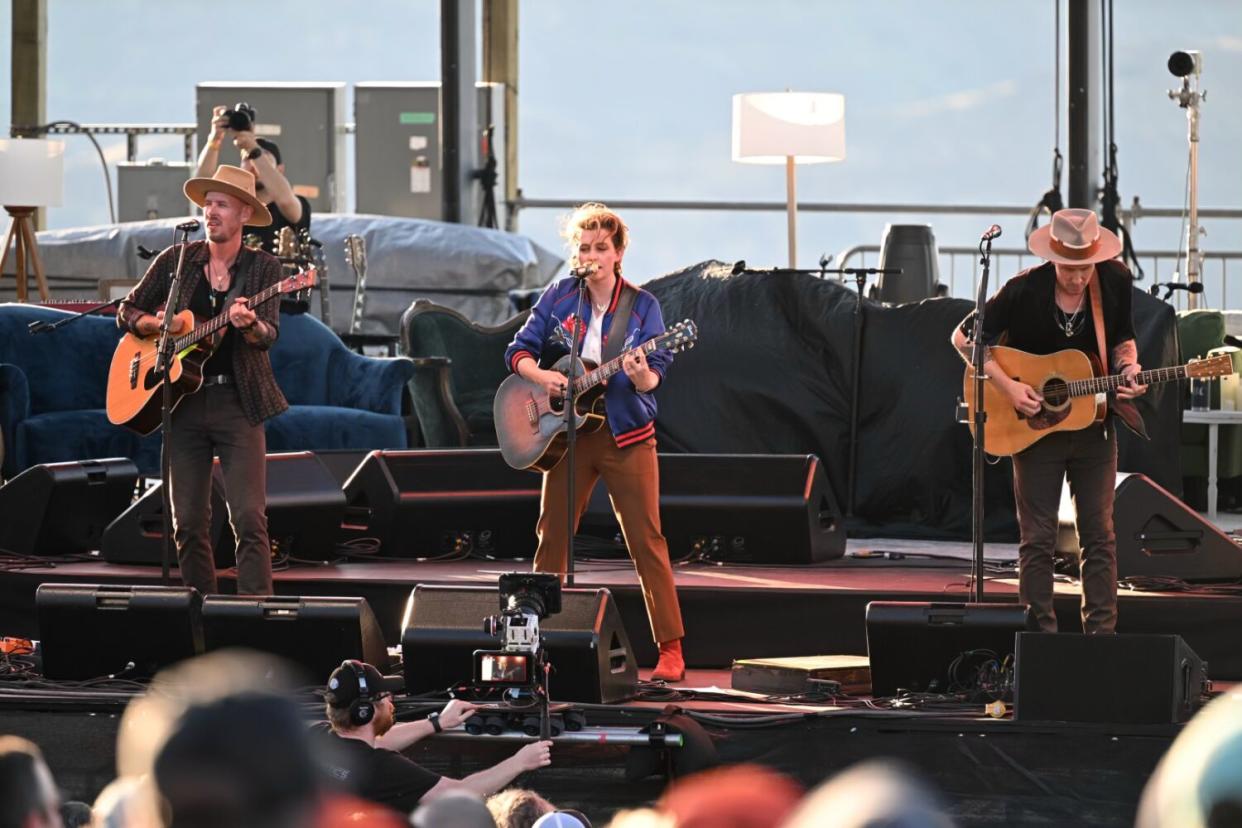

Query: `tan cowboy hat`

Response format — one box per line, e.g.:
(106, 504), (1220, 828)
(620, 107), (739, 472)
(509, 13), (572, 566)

(183, 165), (272, 227)
(1028, 208), (1121, 265)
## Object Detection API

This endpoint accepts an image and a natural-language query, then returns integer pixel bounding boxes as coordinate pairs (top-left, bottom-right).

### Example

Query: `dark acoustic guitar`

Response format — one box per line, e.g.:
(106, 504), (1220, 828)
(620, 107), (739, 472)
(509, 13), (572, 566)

(494, 319), (697, 471)
(964, 345), (1234, 456)
(106, 268), (317, 435)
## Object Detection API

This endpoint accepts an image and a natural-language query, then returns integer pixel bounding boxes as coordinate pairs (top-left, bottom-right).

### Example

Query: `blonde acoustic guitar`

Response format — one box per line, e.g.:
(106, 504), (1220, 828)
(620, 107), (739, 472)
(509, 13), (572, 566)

(964, 346), (1234, 457)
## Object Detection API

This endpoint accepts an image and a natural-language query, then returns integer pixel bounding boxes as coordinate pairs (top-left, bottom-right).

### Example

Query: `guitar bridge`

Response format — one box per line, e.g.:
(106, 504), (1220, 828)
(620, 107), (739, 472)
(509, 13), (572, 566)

(525, 397), (538, 427)
(128, 352), (140, 389)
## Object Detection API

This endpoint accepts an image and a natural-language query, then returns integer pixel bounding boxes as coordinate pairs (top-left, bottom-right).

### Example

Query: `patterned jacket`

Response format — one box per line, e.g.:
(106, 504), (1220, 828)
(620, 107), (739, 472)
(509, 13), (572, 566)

(118, 241), (289, 425)
(505, 275), (671, 448)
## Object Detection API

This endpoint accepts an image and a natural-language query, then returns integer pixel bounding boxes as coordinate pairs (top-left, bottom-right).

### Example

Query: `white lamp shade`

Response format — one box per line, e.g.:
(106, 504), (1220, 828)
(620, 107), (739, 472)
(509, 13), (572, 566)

(0, 138), (65, 207)
(732, 92), (846, 165)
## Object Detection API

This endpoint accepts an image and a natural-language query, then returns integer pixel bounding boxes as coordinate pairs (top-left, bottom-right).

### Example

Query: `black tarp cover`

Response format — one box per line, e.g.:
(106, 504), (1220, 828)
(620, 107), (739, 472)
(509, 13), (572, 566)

(644, 261), (1181, 541)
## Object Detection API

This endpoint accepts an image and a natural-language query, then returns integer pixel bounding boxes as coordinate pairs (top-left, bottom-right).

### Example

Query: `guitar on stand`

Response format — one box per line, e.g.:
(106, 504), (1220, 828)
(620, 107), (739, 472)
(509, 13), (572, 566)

(345, 234), (368, 336)
(494, 320), (698, 471)
(964, 346), (1234, 456)
(106, 268), (317, 434)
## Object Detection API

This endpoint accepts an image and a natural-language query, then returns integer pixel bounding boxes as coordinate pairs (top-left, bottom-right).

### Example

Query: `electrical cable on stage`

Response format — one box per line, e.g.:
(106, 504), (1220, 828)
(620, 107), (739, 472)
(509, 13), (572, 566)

(1120, 575), (1242, 596)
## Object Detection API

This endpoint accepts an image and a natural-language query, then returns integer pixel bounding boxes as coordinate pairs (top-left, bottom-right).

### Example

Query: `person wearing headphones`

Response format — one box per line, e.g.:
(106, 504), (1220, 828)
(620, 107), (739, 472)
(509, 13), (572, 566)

(318, 660), (552, 812)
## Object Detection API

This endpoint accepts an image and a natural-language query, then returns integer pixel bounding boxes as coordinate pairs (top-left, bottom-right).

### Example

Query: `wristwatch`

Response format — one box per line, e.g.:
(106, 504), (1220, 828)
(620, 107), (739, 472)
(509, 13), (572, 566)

(428, 711), (443, 733)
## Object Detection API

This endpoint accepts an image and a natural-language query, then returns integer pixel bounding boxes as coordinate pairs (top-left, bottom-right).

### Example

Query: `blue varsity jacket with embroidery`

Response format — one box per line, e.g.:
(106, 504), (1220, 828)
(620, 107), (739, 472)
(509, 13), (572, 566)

(504, 275), (671, 448)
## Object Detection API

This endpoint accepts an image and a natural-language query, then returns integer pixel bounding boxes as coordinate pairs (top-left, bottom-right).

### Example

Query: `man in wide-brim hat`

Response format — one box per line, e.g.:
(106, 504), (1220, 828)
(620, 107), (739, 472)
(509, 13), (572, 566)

(951, 208), (1146, 636)
(117, 164), (289, 598)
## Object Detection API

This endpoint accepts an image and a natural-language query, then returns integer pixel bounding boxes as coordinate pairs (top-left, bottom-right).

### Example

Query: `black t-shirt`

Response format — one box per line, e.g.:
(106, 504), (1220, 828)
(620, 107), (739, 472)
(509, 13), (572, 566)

(244, 195), (312, 256)
(978, 260), (1136, 360)
(315, 725), (441, 812)
(188, 276), (236, 377)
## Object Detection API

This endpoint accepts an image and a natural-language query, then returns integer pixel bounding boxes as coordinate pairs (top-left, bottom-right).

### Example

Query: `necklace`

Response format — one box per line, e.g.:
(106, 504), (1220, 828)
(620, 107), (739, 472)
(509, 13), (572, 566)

(1053, 292), (1086, 337)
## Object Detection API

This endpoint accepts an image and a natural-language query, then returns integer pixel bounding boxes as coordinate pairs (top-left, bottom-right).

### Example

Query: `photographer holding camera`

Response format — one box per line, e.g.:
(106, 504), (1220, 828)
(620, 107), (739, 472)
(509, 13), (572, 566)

(318, 661), (553, 813)
(195, 103), (311, 256)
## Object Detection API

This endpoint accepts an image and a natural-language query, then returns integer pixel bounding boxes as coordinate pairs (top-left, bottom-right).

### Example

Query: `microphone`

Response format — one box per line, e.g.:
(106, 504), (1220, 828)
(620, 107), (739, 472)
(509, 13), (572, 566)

(568, 263), (597, 279)
(1149, 281), (1205, 295)
(981, 224), (1003, 241)
(137, 244), (158, 260)
(175, 219), (201, 232)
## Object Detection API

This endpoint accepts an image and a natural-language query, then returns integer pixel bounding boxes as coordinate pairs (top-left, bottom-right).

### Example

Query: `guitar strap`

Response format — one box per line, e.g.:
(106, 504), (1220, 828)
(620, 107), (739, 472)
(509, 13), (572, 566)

(601, 282), (639, 365)
(1088, 266), (1148, 440)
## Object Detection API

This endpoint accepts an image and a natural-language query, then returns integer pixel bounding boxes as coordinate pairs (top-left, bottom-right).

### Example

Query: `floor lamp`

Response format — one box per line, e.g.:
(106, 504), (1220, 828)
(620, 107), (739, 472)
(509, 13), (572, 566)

(731, 92), (845, 269)
(0, 138), (65, 303)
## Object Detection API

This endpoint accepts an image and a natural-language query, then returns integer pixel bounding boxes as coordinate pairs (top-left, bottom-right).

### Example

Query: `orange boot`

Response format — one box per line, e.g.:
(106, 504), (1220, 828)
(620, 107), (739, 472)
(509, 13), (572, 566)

(651, 638), (685, 682)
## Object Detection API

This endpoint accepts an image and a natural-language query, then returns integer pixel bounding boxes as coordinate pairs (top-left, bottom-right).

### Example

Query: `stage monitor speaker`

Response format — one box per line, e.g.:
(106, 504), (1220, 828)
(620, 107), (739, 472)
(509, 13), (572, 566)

(1014, 632), (1208, 723)
(201, 595), (387, 683)
(36, 583), (203, 680)
(342, 449), (541, 558)
(865, 601), (1036, 698)
(581, 453), (845, 564)
(0, 458), (137, 556)
(101, 452), (347, 566)
(400, 584), (637, 704)
(1114, 473), (1242, 581)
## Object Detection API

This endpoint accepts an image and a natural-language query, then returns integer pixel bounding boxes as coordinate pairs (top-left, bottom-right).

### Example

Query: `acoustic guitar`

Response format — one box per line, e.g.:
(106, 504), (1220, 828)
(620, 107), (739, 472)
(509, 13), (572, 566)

(963, 346), (1234, 456)
(494, 320), (698, 471)
(106, 268), (317, 435)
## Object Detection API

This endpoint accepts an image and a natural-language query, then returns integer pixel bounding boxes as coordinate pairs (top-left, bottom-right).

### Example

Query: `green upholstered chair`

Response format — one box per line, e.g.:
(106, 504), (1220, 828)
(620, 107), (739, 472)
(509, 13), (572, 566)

(1177, 310), (1242, 488)
(399, 299), (530, 447)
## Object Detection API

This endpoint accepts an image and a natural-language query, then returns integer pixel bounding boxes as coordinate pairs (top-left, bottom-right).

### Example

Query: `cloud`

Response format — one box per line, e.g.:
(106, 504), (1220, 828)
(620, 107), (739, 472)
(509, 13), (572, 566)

(894, 80), (1019, 119)
(1215, 35), (1242, 52)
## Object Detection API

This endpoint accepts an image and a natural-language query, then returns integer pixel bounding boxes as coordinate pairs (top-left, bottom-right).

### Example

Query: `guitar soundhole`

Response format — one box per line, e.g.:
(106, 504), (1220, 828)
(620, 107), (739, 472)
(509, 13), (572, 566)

(548, 395), (564, 414)
(1042, 378), (1070, 408)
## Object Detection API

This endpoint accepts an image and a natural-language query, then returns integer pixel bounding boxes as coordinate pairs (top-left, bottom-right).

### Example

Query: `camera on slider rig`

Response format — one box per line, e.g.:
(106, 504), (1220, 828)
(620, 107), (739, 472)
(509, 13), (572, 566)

(473, 572), (561, 694)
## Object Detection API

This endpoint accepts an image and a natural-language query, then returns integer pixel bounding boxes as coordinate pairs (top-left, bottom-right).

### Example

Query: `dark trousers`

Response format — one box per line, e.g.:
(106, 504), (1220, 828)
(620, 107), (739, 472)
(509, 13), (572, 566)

(1011, 424), (1118, 634)
(534, 427), (685, 645)
(166, 384), (273, 596)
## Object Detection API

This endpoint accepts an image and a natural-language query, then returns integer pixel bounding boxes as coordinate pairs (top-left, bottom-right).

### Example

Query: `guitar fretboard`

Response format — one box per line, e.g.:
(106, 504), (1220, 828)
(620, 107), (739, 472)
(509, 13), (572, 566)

(572, 338), (662, 395)
(1066, 365), (1189, 397)
(174, 280), (285, 351)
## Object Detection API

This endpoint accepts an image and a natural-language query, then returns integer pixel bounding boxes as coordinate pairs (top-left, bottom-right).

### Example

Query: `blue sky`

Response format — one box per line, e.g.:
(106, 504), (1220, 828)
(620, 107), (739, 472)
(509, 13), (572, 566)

(2, 0), (1239, 297)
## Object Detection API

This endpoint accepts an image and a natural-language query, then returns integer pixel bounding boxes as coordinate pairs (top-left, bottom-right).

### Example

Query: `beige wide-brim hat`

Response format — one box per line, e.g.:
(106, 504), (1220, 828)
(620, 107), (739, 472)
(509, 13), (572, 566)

(183, 165), (272, 227)
(1028, 208), (1122, 266)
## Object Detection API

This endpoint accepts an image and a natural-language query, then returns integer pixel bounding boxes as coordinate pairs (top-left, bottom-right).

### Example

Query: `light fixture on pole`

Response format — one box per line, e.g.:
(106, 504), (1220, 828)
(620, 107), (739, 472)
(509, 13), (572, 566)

(0, 138), (65, 302)
(731, 92), (845, 269)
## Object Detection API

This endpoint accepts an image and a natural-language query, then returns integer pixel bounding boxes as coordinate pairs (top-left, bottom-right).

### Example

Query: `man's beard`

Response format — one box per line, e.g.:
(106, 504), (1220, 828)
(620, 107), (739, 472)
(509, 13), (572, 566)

(372, 706), (395, 737)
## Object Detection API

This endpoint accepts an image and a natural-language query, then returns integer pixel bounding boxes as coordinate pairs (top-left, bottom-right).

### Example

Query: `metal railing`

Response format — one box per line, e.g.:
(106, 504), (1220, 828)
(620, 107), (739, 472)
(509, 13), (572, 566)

(835, 244), (1242, 312)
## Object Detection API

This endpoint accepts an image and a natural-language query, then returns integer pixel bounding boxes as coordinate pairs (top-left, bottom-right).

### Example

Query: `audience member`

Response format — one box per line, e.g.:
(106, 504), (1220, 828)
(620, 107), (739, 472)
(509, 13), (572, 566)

(410, 791), (497, 828)
(1136, 689), (1242, 828)
(0, 735), (62, 827)
(92, 776), (160, 828)
(58, 801), (92, 828)
(656, 763), (802, 828)
(782, 759), (957, 828)
(533, 812), (588, 828)
(602, 809), (670, 828)
(318, 660), (552, 811)
(487, 788), (554, 828)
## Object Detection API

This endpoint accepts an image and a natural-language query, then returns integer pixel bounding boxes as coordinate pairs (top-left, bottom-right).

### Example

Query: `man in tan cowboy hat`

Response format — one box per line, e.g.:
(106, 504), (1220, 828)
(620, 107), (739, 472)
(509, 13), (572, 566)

(951, 208), (1146, 634)
(117, 165), (289, 596)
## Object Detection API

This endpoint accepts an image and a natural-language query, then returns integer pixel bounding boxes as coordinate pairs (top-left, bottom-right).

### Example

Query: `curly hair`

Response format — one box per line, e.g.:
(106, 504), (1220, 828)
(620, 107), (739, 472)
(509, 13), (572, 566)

(560, 202), (629, 277)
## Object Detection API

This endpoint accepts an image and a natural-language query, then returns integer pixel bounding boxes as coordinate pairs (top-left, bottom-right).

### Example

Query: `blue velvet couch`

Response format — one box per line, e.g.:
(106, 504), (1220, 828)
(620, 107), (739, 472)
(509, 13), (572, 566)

(0, 303), (415, 479)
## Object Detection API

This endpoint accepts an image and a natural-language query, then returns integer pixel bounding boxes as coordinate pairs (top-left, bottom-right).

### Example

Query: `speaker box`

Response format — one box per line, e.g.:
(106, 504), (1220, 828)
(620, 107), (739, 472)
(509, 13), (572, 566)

(400, 584), (638, 704)
(36, 583), (203, 680)
(865, 601), (1036, 698)
(582, 453), (844, 564)
(1014, 632), (1208, 723)
(101, 452), (347, 566)
(201, 595), (387, 682)
(1114, 472), (1242, 581)
(0, 458), (137, 556)
(342, 449), (541, 558)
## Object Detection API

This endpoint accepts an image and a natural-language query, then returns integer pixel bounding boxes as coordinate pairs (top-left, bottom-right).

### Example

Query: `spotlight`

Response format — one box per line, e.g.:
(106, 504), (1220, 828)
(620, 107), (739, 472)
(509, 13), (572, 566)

(1168, 50), (1202, 78)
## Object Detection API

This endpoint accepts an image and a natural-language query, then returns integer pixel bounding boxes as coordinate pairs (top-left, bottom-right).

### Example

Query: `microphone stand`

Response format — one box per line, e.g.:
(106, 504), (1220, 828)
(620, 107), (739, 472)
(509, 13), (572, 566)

(967, 237), (995, 603)
(563, 272), (590, 588)
(27, 297), (123, 335)
(154, 227), (196, 586)
(820, 267), (902, 517)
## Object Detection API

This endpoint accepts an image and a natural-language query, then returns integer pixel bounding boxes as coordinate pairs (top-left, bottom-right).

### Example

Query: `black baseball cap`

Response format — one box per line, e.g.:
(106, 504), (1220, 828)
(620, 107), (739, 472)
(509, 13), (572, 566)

(325, 661), (404, 707)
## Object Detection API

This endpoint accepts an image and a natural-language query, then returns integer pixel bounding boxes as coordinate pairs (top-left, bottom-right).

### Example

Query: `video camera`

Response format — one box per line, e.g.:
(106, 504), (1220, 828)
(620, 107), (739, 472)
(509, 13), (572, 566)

(223, 102), (257, 132)
(473, 573), (561, 689)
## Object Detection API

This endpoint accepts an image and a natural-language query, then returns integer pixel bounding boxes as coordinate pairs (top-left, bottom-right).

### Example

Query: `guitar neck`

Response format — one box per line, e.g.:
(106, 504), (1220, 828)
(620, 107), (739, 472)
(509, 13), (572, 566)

(174, 280), (283, 350)
(572, 339), (660, 395)
(1067, 364), (1190, 397)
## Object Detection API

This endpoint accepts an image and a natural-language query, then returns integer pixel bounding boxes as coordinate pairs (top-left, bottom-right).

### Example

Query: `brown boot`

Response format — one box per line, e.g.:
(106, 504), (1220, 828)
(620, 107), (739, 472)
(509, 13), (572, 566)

(650, 638), (685, 682)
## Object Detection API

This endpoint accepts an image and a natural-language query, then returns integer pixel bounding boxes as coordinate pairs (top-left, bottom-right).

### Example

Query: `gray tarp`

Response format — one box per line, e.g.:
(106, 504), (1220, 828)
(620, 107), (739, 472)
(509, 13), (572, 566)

(27, 213), (563, 332)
